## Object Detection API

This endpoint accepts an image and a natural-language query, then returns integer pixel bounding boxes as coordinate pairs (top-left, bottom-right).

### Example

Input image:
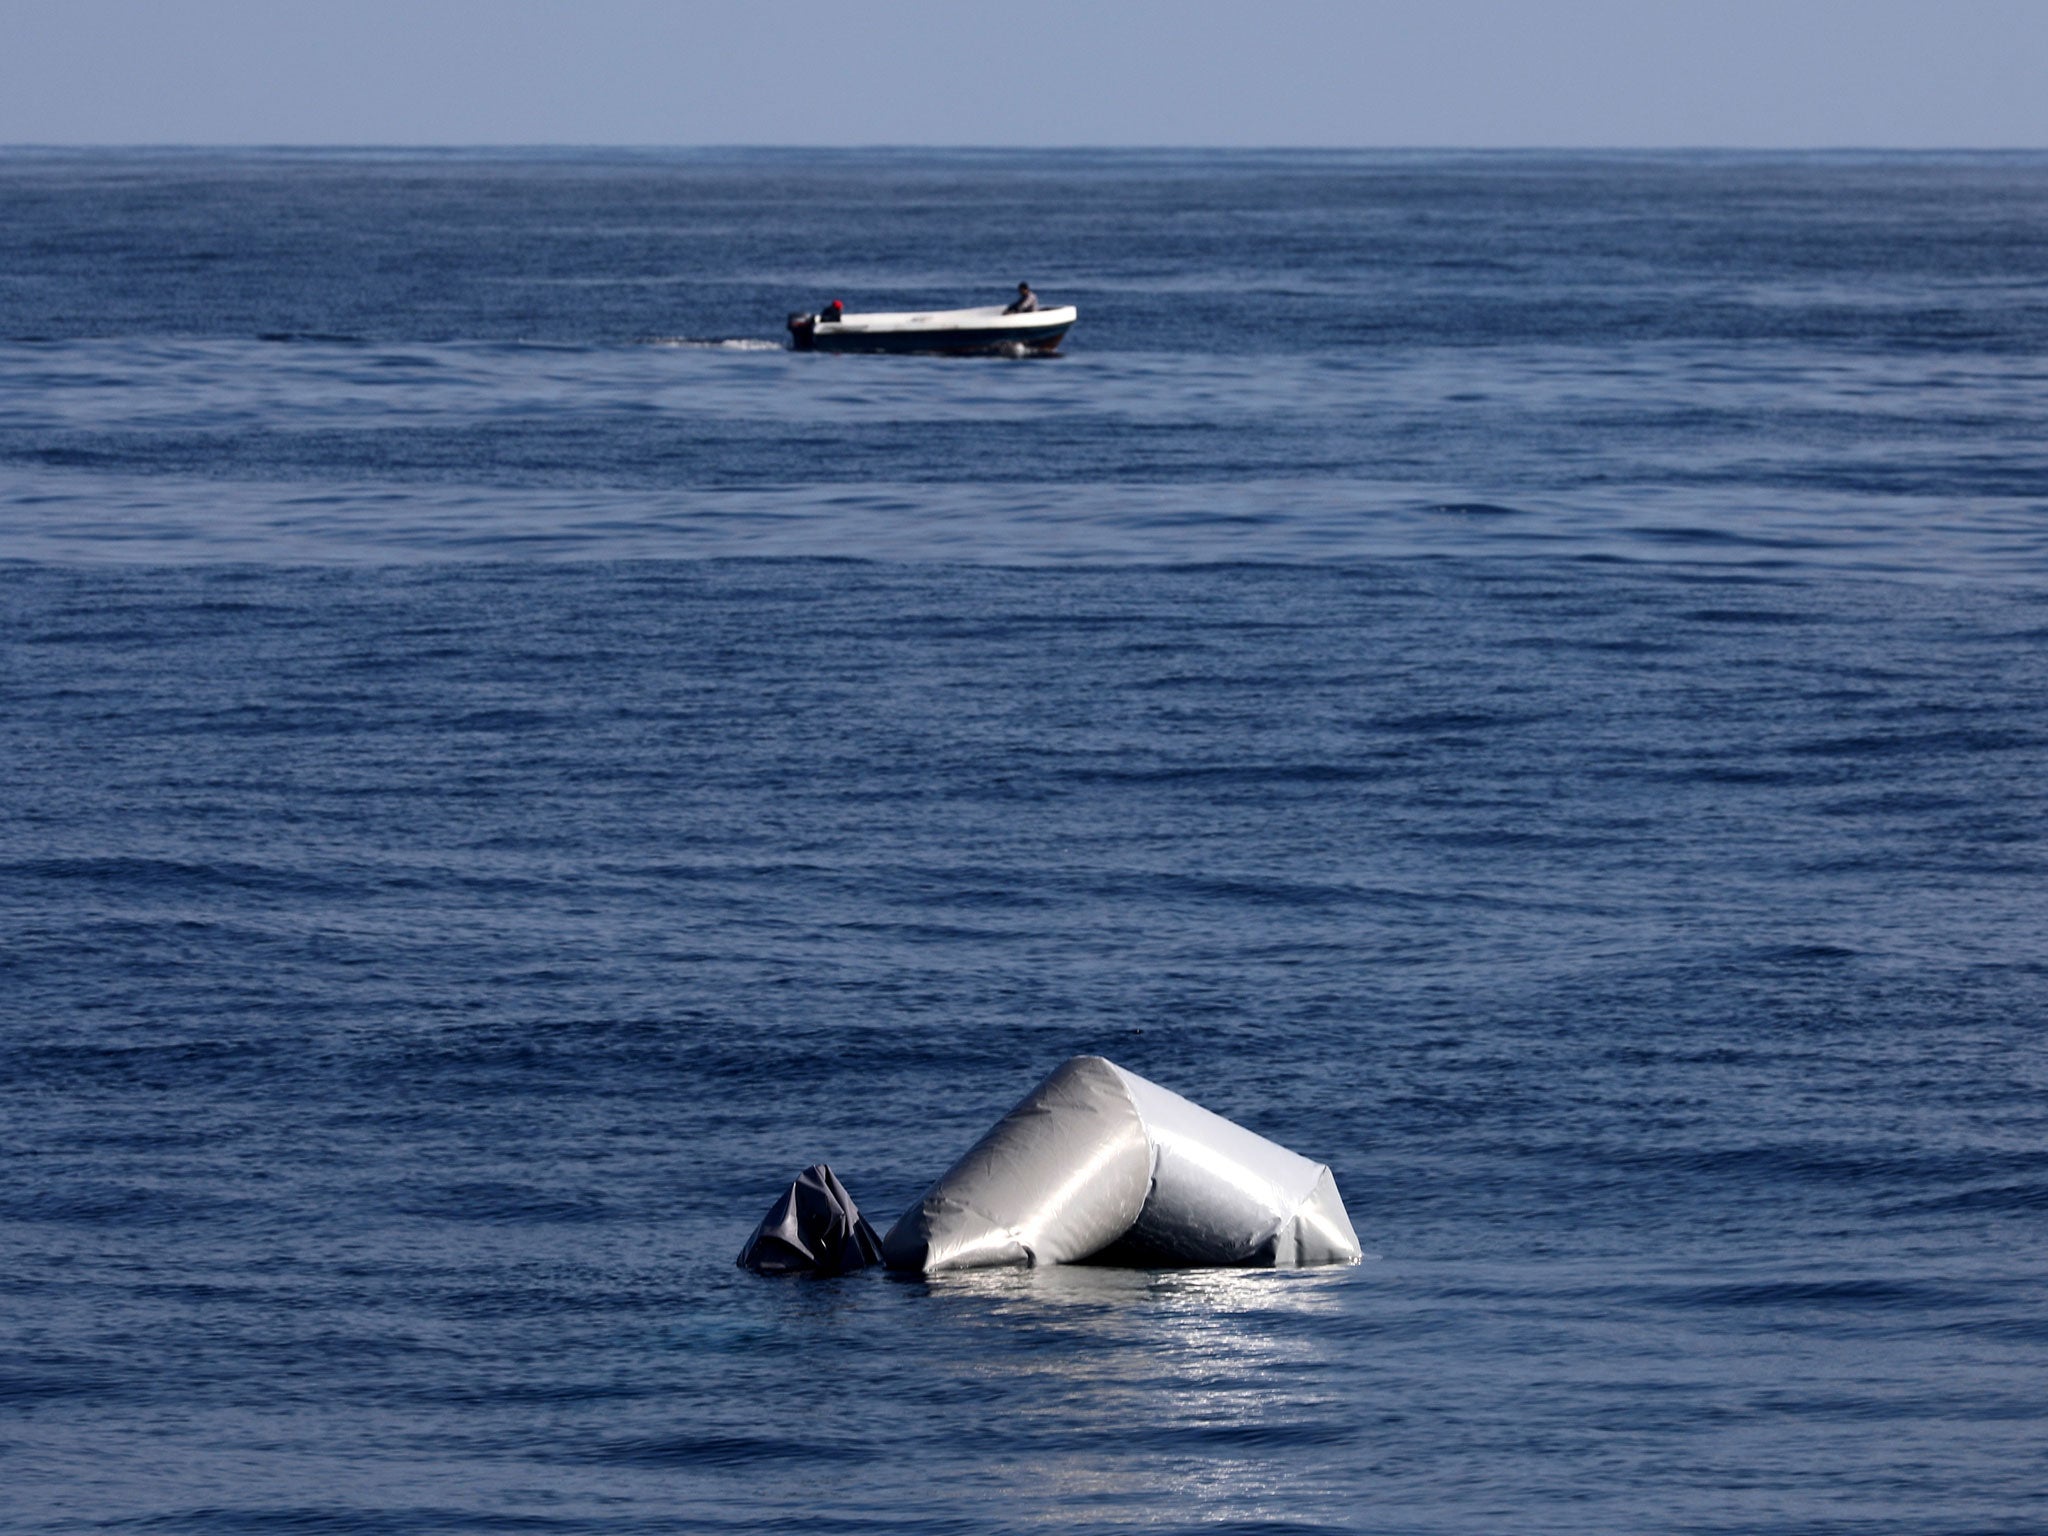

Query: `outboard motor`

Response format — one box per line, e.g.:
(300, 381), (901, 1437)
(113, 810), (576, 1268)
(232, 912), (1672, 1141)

(786, 311), (817, 351)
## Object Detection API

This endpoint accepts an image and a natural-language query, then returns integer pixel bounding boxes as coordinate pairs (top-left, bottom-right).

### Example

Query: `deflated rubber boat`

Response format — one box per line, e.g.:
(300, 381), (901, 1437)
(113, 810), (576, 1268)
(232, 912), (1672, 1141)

(786, 303), (1077, 355)
(738, 1056), (1361, 1275)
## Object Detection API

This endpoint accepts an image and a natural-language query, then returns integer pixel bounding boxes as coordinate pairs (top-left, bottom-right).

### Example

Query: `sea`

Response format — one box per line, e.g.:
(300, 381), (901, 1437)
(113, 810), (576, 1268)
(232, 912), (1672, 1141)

(2, 148), (2045, 1535)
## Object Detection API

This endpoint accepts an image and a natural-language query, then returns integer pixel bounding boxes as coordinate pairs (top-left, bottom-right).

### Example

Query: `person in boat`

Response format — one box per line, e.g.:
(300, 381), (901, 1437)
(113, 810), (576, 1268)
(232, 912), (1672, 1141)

(821, 299), (846, 325)
(1003, 282), (1038, 314)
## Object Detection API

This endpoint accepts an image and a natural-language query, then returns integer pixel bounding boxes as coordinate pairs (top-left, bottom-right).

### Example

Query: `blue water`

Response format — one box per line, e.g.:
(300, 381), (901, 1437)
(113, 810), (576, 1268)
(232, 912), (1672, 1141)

(3, 149), (2046, 1535)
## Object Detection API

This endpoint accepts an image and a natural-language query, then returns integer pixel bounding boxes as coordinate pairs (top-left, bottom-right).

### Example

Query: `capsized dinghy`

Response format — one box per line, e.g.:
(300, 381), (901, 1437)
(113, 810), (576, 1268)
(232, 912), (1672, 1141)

(737, 1056), (1361, 1274)
(787, 303), (1076, 355)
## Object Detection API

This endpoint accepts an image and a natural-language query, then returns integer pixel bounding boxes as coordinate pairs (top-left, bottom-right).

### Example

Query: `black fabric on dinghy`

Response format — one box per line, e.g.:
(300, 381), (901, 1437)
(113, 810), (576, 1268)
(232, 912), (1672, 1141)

(737, 1164), (884, 1275)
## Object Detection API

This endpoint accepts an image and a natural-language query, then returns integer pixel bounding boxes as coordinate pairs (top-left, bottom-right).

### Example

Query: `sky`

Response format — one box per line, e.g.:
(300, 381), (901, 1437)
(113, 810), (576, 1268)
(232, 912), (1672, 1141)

(2, 0), (2045, 148)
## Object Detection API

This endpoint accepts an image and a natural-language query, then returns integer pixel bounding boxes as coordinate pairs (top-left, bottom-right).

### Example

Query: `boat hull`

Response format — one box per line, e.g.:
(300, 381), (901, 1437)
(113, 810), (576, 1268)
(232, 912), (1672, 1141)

(788, 304), (1076, 355)
(806, 321), (1071, 355)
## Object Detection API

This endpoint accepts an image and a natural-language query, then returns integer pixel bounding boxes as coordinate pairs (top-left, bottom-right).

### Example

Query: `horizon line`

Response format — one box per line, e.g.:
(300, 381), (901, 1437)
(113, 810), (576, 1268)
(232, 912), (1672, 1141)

(5, 141), (2046, 155)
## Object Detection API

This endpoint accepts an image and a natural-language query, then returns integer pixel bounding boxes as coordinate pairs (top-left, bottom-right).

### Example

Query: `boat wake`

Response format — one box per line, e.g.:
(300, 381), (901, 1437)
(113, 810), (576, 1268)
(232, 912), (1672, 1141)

(639, 336), (783, 351)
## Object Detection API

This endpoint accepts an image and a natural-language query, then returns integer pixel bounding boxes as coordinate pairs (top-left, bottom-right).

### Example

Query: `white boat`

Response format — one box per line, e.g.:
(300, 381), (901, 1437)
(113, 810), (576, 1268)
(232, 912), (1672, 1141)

(787, 302), (1077, 355)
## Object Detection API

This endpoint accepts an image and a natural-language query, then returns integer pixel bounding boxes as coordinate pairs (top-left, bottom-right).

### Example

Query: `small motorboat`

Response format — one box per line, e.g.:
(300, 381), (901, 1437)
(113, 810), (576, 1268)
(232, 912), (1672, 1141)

(787, 302), (1077, 355)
